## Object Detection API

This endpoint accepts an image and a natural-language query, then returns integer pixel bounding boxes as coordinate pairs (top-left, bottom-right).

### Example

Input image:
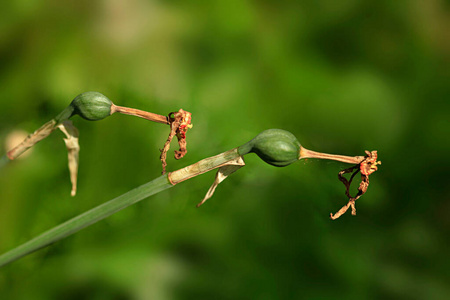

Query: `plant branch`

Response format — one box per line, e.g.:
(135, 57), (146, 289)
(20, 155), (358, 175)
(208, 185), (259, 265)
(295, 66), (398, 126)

(0, 175), (172, 268)
(0, 148), (240, 268)
(299, 146), (365, 164)
(0, 128), (380, 266)
(111, 104), (169, 125)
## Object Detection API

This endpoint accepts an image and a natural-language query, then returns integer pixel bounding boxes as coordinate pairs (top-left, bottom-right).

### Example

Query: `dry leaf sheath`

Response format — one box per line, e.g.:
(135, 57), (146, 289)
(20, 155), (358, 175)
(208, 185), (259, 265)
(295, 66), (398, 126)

(57, 121), (80, 197)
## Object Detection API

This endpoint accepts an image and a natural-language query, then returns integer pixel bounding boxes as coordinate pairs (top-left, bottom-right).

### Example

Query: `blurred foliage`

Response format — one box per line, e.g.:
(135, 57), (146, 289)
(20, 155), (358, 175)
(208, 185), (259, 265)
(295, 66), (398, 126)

(1, 0), (449, 299)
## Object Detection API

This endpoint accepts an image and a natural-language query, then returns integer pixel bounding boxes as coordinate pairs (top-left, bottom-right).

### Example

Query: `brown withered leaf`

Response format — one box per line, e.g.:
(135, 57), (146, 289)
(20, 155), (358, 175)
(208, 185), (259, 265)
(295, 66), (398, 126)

(197, 156), (245, 207)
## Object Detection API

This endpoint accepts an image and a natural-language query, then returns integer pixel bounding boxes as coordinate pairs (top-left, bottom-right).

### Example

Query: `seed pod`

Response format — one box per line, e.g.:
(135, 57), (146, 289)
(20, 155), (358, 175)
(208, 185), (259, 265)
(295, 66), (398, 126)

(238, 129), (300, 167)
(70, 92), (113, 121)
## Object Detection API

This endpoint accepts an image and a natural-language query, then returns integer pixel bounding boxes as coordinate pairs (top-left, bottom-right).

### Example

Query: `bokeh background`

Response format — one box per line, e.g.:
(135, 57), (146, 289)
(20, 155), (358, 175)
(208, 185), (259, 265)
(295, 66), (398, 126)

(1, 0), (449, 299)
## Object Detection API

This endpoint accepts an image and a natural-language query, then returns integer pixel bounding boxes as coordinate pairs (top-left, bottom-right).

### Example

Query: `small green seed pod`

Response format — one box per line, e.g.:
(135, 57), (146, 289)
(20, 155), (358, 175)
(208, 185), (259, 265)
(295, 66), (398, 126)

(238, 129), (300, 167)
(70, 92), (113, 121)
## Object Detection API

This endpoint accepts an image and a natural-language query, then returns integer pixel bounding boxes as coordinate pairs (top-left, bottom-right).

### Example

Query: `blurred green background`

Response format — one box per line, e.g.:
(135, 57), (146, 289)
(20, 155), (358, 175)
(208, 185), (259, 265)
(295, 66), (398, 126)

(1, 0), (449, 299)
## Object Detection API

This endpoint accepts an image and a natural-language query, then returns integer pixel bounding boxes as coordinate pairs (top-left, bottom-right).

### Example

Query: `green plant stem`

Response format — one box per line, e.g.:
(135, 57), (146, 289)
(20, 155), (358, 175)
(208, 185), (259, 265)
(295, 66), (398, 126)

(55, 105), (75, 123)
(0, 175), (172, 267)
(0, 141), (369, 267)
(0, 149), (239, 268)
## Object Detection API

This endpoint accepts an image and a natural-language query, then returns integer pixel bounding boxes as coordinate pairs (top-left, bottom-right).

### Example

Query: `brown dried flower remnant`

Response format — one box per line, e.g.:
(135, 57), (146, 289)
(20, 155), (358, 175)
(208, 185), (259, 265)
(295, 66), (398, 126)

(330, 151), (381, 220)
(111, 104), (193, 173)
(160, 109), (193, 174)
(58, 121), (80, 197)
(4, 92), (194, 195)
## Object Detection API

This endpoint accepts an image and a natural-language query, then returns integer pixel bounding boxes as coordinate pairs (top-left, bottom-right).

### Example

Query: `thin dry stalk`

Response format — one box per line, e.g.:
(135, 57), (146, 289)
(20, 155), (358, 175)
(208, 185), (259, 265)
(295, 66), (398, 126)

(111, 104), (169, 124)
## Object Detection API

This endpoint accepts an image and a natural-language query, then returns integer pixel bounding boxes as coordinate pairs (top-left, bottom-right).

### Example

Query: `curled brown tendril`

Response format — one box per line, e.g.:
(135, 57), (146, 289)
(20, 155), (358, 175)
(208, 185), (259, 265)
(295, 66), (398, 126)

(330, 150), (381, 220)
(160, 109), (193, 174)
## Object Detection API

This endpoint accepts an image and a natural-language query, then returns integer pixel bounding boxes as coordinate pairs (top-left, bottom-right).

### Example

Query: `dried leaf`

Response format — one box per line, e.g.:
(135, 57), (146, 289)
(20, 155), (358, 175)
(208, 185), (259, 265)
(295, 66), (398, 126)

(197, 156), (245, 207)
(58, 121), (80, 197)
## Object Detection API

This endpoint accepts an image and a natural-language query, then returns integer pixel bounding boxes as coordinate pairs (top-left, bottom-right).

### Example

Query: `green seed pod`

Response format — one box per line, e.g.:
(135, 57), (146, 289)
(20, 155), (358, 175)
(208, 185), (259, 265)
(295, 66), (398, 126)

(70, 92), (113, 121)
(238, 129), (300, 167)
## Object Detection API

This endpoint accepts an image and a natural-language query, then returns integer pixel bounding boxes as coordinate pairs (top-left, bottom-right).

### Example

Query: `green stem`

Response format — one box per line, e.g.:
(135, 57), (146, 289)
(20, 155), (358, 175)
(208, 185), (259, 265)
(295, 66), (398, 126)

(0, 149), (240, 268)
(0, 175), (172, 267)
(55, 105), (75, 124)
(0, 131), (371, 267)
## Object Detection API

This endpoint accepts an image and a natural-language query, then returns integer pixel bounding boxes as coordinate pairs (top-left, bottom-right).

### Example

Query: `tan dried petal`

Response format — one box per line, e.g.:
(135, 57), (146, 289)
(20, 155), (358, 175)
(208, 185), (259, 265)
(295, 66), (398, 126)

(58, 121), (80, 196)
(197, 156), (245, 207)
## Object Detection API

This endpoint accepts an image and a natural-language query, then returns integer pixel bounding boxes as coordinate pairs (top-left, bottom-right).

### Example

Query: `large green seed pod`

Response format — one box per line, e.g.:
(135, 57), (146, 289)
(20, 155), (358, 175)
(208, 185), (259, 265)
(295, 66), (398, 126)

(238, 129), (300, 167)
(70, 92), (113, 121)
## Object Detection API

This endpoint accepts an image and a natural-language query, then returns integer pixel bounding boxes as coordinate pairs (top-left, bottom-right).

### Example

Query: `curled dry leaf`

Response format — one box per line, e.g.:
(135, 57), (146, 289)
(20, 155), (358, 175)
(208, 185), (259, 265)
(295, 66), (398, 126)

(197, 156), (246, 207)
(58, 121), (80, 197)
(330, 151), (381, 220)
(160, 109), (193, 174)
